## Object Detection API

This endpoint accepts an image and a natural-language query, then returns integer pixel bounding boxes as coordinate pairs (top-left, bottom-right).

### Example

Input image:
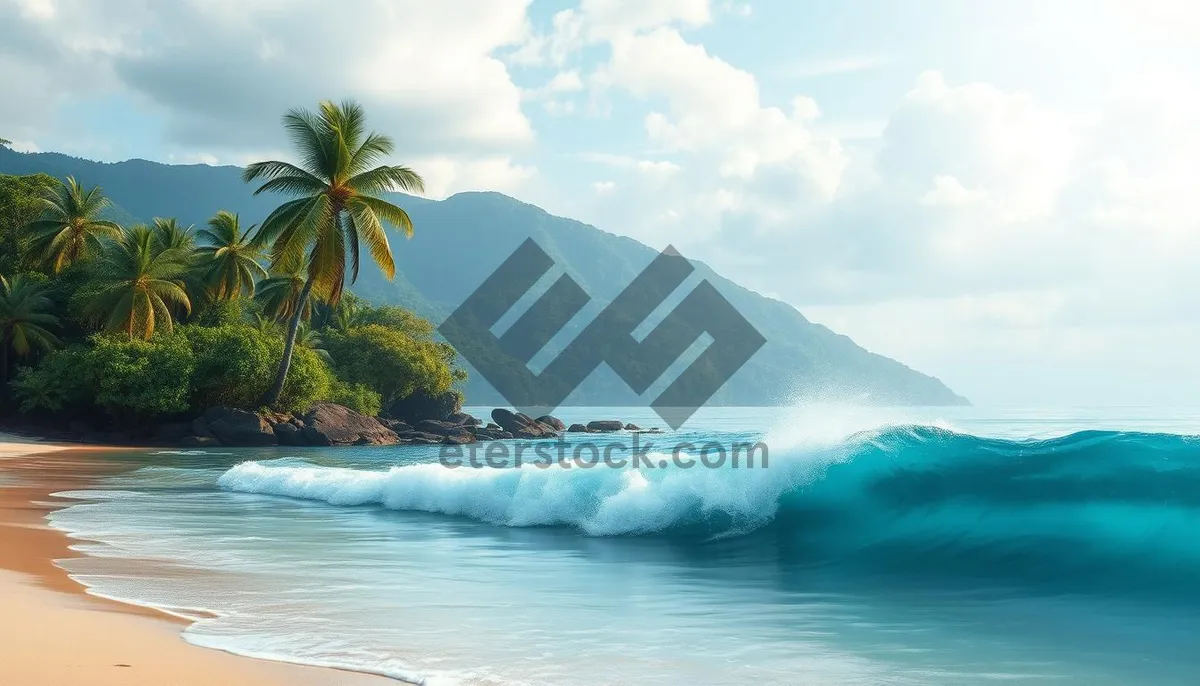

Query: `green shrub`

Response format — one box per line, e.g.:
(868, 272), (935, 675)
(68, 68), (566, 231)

(191, 297), (254, 328)
(325, 324), (455, 405)
(85, 333), (195, 416)
(11, 345), (90, 413)
(359, 305), (435, 339)
(330, 380), (383, 416)
(275, 345), (335, 414)
(184, 323), (276, 409)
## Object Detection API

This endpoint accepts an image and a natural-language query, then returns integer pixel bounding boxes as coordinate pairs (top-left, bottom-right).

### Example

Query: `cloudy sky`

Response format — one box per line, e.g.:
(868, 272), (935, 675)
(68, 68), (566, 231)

(2, 0), (1198, 406)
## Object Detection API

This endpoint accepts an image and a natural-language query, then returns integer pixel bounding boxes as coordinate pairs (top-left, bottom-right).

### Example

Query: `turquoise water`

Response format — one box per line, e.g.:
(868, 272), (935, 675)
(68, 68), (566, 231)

(45, 406), (1200, 685)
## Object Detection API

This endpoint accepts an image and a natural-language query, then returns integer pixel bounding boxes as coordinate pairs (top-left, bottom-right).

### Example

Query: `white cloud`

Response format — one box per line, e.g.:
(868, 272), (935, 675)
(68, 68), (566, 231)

(919, 175), (986, 207)
(512, 0), (711, 65)
(414, 155), (537, 199)
(0, 0), (536, 161)
(783, 55), (889, 79)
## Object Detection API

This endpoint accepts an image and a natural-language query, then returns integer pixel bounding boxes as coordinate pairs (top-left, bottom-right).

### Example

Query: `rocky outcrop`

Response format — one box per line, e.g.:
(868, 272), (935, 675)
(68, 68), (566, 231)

(447, 412), (480, 426)
(272, 421), (307, 446)
(536, 415), (566, 431)
(302, 403), (399, 446)
(198, 407), (278, 446)
(169, 403), (657, 449)
(383, 389), (463, 423)
(586, 420), (624, 433)
(491, 408), (557, 439)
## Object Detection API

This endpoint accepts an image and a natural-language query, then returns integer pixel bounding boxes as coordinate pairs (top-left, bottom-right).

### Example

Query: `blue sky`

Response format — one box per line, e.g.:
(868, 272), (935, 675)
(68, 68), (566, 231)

(2, 0), (1199, 406)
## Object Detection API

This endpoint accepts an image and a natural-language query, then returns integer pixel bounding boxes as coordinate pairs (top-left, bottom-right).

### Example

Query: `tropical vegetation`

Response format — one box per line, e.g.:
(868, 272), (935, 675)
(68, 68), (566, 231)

(242, 99), (425, 407)
(0, 100), (463, 426)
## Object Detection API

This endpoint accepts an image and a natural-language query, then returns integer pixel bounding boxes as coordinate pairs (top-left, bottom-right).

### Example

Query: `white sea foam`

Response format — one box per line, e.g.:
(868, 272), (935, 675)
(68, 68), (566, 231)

(216, 405), (914, 535)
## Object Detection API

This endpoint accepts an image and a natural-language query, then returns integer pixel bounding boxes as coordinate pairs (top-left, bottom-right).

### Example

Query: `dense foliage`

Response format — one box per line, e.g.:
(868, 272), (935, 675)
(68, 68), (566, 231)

(0, 108), (462, 423)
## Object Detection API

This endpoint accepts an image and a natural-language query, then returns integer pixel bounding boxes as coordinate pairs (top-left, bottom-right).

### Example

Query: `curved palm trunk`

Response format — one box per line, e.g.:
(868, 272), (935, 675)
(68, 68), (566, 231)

(261, 277), (317, 408)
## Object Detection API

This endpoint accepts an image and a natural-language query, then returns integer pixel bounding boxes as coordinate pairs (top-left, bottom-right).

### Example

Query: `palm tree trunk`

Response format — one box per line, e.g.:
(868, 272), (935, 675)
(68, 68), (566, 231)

(261, 277), (316, 408)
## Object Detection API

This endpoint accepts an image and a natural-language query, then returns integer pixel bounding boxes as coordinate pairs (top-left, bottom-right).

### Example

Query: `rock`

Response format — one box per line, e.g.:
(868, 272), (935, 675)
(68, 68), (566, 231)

(491, 408), (558, 439)
(302, 403), (399, 446)
(383, 389), (463, 423)
(446, 412), (480, 426)
(180, 435), (219, 447)
(624, 423), (641, 431)
(442, 430), (477, 445)
(273, 422), (307, 446)
(491, 408), (541, 435)
(587, 420), (624, 433)
(155, 422), (192, 442)
(191, 417), (217, 440)
(469, 426), (499, 440)
(415, 419), (468, 436)
(486, 422), (502, 431)
(536, 415), (566, 431)
(203, 407), (277, 446)
(394, 431), (444, 445)
(380, 418), (413, 433)
(567, 423), (589, 433)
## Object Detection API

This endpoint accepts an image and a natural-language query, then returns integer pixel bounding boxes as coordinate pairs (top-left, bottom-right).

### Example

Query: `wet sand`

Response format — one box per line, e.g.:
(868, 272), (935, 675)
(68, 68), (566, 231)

(0, 436), (396, 685)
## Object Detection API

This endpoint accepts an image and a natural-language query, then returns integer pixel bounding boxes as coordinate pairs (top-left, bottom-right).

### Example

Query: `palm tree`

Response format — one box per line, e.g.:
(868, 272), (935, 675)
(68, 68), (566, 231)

(152, 217), (197, 252)
(254, 266), (314, 323)
(83, 225), (192, 339)
(295, 322), (333, 364)
(251, 312), (280, 335)
(26, 177), (122, 273)
(197, 211), (267, 300)
(0, 275), (61, 384)
(243, 99), (424, 407)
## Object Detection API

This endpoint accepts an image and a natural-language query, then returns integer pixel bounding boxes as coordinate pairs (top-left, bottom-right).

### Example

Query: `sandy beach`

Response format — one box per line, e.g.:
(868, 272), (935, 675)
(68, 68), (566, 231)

(0, 435), (395, 686)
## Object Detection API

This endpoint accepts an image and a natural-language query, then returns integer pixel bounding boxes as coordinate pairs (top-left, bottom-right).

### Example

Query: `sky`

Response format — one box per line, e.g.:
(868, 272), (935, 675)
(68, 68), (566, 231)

(2, 0), (1198, 407)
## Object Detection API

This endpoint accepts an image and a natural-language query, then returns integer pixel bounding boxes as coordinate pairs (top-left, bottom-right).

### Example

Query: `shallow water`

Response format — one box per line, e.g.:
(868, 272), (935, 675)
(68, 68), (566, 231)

(46, 406), (1200, 685)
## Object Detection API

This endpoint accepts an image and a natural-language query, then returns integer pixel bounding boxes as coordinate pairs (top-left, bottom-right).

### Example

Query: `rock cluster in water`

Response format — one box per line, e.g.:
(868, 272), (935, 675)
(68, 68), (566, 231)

(2, 389), (661, 448)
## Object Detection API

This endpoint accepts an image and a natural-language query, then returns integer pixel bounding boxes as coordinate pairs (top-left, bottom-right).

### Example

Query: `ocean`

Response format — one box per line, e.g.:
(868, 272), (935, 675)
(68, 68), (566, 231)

(45, 405), (1200, 685)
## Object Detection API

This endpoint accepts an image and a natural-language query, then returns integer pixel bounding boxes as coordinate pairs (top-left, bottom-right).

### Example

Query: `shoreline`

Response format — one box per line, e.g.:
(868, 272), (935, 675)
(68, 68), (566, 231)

(0, 436), (398, 685)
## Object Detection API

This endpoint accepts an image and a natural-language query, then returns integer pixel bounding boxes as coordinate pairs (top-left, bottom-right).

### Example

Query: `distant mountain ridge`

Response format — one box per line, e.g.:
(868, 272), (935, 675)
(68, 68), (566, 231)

(0, 147), (968, 406)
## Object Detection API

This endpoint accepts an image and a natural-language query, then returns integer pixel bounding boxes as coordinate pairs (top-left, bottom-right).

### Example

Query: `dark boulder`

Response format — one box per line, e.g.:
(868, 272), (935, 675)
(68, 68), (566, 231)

(191, 417), (217, 440)
(380, 418), (413, 433)
(395, 431), (444, 445)
(202, 407), (277, 446)
(491, 408), (556, 439)
(383, 389), (463, 423)
(446, 412), (480, 426)
(492, 408), (532, 433)
(469, 426), (499, 440)
(567, 423), (589, 433)
(587, 420), (624, 433)
(442, 430), (477, 445)
(536, 415), (566, 431)
(415, 419), (467, 436)
(273, 422), (307, 446)
(302, 403), (399, 446)
(155, 422), (192, 442)
(624, 423), (641, 431)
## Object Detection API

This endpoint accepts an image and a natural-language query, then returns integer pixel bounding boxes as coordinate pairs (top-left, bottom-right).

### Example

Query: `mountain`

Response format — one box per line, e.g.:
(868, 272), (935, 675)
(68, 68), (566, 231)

(0, 148), (968, 406)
